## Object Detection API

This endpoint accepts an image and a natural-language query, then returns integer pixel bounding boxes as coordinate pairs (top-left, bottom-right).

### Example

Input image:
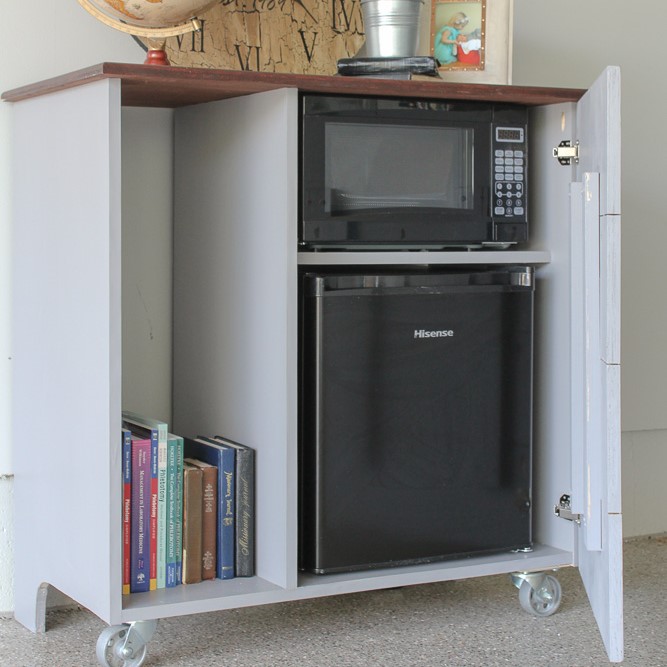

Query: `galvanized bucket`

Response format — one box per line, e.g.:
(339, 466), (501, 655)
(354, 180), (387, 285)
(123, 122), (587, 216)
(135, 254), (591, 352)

(360, 0), (424, 57)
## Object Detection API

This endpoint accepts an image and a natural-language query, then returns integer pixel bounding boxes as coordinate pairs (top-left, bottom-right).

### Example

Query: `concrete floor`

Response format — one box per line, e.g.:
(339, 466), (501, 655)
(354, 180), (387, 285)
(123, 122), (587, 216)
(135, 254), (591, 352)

(1, 536), (665, 666)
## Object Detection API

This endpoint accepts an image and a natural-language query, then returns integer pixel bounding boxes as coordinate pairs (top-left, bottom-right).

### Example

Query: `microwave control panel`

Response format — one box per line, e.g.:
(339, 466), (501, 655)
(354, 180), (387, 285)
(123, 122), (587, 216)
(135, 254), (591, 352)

(492, 125), (527, 221)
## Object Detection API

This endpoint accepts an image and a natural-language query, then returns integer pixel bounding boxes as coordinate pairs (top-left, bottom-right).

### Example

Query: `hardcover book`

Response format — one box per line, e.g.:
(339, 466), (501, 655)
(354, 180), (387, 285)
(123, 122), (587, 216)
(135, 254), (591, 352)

(182, 461), (203, 584)
(186, 458), (218, 581)
(130, 435), (152, 593)
(122, 429), (132, 595)
(165, 433), (184, 587)
(174, 436), (184, 585)
(336, 56), (439, 77)
(185, 437), (235, 580)
(212, 436), (255, 578)
(122, 412), (169, 589)
(149, 432), (158, 590)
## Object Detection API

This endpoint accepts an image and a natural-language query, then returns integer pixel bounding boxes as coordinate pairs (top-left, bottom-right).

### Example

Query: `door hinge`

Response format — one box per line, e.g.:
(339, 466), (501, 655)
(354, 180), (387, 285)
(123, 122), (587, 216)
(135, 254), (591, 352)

(554, 494), (582, 523)
(553, 140), (579, 165)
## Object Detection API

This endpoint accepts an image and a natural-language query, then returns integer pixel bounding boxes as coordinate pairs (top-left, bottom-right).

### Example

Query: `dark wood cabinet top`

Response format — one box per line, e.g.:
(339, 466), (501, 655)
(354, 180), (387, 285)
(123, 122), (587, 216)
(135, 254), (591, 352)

(2, 62), (585, 108)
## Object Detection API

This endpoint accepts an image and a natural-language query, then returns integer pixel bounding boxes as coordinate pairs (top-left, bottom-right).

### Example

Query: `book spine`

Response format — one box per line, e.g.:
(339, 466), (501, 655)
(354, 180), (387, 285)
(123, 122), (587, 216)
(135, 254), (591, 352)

(174, 437), (184, 585)
(156, 433), (168, 589)
(165, 437), (178, 588)
(219, 448), (235, 580)
(149, 430), (158, 591)
(201, 465), (218, 580)
(122, 429), (132, 595)
(182, 464), (203, 584)
(234, 448), (255, 577)
(130, 438), (151, 593)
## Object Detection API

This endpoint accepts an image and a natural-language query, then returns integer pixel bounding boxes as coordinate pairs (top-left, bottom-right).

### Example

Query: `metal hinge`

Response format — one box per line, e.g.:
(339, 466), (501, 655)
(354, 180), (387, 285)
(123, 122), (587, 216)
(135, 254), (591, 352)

(553, 140), (579, 165)
(554, 494), (582, 523)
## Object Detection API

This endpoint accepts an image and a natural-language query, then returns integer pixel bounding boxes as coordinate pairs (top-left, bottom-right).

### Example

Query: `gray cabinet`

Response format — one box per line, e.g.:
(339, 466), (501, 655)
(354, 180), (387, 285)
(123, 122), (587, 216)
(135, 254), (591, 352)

(5, 65), (622, 662)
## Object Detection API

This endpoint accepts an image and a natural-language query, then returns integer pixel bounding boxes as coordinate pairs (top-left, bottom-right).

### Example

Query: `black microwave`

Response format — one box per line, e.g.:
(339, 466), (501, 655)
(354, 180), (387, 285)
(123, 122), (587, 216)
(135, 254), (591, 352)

(300, 95), (529, 250)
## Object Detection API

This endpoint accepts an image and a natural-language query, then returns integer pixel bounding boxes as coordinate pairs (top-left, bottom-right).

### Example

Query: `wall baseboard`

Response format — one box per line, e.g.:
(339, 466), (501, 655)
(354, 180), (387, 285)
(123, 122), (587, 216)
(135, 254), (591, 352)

(622, 429), (667, 537)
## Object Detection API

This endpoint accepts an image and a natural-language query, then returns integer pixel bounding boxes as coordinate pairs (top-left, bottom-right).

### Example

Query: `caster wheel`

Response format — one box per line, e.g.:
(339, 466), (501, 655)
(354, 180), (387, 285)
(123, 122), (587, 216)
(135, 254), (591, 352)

(96, 624), (148, 667)
(518, 574), (562, 617)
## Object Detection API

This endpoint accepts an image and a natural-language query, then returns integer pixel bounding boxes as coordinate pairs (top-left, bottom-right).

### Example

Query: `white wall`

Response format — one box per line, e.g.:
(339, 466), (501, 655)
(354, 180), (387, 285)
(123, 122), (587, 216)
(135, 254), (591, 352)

(512, 0), (666, 433)
(1, 0), (665, 615)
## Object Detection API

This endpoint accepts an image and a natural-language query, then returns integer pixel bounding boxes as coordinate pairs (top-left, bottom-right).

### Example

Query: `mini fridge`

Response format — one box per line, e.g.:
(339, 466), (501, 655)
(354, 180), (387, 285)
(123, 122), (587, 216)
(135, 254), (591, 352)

(299, 267), (535, 574)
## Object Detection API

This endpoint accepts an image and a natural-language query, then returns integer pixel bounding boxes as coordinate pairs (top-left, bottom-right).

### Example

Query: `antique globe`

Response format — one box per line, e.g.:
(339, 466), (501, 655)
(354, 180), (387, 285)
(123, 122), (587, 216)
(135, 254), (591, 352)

(78, 0), (221, 65)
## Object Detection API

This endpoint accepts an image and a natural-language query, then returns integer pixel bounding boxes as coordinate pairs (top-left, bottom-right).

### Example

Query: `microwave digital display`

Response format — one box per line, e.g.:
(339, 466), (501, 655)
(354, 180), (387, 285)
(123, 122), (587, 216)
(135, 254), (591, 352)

(496, 127), (525, 143)
(301, 95), (529, 250)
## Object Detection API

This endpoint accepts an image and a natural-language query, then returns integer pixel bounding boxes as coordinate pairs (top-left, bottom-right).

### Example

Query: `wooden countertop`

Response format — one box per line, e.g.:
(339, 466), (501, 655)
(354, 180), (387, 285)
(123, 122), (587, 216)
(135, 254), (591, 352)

(2, 62), (585, 108)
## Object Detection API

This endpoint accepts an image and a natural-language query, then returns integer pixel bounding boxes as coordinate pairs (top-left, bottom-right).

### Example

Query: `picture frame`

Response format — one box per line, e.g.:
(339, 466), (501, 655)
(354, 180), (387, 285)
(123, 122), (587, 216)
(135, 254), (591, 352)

(421, 0), (513, 84)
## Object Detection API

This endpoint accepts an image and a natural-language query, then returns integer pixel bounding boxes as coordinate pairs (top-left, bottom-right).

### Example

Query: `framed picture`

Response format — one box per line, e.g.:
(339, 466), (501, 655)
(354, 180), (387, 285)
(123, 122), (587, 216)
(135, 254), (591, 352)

(432, 1), (486, 72)
(423, 0), (513, 84)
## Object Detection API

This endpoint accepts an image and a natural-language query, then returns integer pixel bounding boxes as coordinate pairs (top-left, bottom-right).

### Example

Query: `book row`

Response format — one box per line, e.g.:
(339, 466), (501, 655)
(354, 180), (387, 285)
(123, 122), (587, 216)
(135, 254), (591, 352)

(121, 411), (255, 594)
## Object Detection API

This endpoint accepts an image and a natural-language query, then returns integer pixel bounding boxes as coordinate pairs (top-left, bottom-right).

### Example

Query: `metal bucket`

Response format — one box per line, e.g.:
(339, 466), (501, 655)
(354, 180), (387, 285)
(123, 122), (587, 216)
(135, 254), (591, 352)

(361, 0), (424, 57)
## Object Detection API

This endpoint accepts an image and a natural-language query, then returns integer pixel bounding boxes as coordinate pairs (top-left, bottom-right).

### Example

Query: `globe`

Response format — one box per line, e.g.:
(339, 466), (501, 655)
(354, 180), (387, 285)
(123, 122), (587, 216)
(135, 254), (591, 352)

(78, 0), (221, 64)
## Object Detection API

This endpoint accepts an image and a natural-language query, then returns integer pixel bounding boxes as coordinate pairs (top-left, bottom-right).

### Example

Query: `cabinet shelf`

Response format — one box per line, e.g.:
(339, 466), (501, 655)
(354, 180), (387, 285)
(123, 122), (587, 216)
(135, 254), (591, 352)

(121, 577), (285, 622)
(120, 544), (571, 624)
(297, 250), (551, 266)
(296, 544), (572, 593)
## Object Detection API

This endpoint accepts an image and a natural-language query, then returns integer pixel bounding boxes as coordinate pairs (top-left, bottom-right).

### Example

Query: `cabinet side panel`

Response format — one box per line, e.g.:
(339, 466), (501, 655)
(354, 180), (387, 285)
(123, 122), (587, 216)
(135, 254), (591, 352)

(12, 80), (122, 628)
(528, 103), (576, 553)
(173, 89), (299, 589)
(121, 107), (174, 422)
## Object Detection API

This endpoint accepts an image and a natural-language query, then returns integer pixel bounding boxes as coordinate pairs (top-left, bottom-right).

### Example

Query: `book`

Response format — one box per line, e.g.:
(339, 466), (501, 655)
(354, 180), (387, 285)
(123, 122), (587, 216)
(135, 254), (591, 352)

(174, 436), (184, 585)
(182, 461), (203, 584)
(336, 56), (439, 77)
(184, 437), (235, 580)
(212, 436), (255, 578)
(166, 433), (184, 587)
(122, 419), (159, 591)
(149, 432), (158, 589)
(186, 458), (218, 581)
(122, 429), (132, 595)
(130, 435), (151, 593)
(122, 412), (169, 589)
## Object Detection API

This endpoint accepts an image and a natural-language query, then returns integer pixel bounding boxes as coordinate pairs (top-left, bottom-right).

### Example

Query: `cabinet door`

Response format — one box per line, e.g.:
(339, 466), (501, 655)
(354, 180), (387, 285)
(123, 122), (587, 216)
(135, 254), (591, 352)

(572, 67), (622, 662)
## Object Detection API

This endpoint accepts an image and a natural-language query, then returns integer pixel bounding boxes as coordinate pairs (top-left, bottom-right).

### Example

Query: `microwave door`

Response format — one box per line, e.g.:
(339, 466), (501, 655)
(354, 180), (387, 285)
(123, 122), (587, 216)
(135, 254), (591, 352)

(323, 122), (475, 215)
(301, 112), (494, 247)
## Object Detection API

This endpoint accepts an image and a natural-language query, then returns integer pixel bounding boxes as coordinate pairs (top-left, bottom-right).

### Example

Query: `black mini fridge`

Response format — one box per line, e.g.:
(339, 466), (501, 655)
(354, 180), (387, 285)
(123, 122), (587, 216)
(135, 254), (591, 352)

(299, 267), (535, 574)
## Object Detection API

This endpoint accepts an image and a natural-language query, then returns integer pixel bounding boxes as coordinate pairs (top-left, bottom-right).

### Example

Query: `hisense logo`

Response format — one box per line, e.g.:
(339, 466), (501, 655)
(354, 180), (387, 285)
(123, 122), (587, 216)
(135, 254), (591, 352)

(414, 329), (455, 339)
